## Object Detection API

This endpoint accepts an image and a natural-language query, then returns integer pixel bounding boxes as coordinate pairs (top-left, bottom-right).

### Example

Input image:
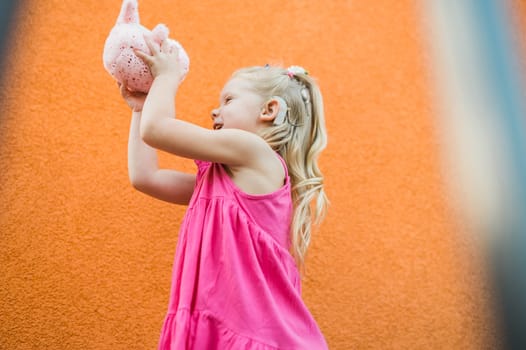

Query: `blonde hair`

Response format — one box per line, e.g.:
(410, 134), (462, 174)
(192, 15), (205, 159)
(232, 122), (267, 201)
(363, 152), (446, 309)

(232, 65), (329, 267)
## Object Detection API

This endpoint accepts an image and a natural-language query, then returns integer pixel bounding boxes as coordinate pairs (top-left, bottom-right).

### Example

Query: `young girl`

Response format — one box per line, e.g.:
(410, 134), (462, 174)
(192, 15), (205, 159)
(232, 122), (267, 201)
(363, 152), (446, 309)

(120, 36), (329, 349)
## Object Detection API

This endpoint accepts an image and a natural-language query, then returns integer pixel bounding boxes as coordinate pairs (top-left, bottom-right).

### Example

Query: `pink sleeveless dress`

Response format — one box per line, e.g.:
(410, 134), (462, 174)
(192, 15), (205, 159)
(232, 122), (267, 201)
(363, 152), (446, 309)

(158, 157), (328, 349)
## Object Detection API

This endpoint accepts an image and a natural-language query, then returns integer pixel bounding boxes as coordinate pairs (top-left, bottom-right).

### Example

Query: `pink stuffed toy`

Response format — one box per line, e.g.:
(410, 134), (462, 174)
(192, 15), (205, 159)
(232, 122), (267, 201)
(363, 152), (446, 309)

(102, 0), (190, 93)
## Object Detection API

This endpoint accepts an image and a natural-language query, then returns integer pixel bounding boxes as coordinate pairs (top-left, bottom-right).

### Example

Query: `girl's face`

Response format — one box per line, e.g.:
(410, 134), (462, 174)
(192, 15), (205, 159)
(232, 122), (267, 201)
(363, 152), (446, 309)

(211, 78), (266, 133)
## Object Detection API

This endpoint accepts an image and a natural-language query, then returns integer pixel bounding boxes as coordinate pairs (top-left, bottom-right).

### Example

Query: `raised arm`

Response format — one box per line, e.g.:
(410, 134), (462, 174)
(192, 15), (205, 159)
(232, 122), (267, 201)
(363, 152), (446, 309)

(119, 80), (195, 205)
(128, 109), (195, 205)
(135, 37), (273, 168)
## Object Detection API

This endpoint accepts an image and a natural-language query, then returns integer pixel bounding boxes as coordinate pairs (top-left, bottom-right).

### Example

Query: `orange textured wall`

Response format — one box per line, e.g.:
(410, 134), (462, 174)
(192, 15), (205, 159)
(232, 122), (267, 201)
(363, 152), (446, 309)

(0, 0), (498, 349)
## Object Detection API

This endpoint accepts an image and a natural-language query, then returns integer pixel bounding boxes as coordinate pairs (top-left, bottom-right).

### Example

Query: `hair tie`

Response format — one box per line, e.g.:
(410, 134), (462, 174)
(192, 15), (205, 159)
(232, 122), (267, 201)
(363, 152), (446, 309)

(286, 65), (309, 79)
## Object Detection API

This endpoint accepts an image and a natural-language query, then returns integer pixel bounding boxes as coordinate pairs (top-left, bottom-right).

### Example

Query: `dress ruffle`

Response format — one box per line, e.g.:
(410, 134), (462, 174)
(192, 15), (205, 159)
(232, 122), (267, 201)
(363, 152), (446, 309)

(159, 309), (282, 350)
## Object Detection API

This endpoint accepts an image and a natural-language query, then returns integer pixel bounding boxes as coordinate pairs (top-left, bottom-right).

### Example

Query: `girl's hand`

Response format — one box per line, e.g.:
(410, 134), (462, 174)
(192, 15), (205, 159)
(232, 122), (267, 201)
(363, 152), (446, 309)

(119, 82), (147, 112)
(134, 35), (185, 83)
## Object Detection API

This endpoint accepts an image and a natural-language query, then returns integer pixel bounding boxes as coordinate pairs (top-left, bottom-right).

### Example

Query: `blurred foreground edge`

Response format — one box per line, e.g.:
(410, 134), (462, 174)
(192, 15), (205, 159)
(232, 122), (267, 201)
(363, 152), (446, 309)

(0, 0), (23, 87)
(422, 0), (526, 349)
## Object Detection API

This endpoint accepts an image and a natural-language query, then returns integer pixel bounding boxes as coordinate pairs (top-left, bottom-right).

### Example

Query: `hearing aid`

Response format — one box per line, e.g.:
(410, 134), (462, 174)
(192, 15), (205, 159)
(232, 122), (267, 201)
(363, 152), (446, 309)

(271, 96), (288, 125)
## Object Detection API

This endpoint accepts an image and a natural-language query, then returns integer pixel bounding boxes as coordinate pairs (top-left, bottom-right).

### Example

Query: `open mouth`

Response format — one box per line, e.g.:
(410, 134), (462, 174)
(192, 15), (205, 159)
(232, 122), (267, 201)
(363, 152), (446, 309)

(213, 123), (223, 130)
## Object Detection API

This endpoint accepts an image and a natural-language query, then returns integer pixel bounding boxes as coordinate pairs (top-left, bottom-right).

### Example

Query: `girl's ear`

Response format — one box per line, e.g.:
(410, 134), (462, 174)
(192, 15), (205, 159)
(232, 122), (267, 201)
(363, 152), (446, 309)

(260, 96), (288, 125)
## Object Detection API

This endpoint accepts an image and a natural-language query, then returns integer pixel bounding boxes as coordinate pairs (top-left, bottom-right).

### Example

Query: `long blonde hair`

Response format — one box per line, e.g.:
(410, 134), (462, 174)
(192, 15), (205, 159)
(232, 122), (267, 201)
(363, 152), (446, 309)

(232, 65), (329, 267)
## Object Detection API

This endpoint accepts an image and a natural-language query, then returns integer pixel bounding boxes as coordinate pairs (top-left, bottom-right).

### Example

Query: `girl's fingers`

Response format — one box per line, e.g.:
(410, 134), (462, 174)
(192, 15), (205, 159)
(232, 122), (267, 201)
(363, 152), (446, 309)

(171, 44), (179, 56)
(119, 85), (128, 98)
(143, 34), (157, 55)
(119, 83), (130, 97)
(160, 38), (168, 52)
(134, 49), (152, 65)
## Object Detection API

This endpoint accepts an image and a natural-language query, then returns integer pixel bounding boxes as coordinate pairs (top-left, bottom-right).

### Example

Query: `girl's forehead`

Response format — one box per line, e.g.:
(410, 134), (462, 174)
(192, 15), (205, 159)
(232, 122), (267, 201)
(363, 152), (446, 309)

(221, 77), (253, 95)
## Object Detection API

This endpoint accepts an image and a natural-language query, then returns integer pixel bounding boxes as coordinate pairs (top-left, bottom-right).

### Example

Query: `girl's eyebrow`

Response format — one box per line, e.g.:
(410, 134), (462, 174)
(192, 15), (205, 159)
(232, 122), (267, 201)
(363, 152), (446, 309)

(220, 89), (230, 98)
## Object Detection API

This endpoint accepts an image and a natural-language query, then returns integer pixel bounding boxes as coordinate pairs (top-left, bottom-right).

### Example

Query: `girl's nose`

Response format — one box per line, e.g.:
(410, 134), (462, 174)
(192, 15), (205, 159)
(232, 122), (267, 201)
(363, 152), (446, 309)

(211, 108), (219, 120)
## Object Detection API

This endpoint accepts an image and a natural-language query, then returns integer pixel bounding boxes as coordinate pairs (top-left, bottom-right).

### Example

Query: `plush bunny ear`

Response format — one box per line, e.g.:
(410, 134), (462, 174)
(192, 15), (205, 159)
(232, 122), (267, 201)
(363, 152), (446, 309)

(151, 24), (169, 43)
(116, 0), (139, 24)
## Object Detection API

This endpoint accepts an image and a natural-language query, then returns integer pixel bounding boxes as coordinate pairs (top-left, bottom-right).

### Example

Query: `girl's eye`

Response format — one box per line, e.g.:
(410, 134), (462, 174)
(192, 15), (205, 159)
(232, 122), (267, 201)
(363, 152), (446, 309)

(225, 97), (233, 104)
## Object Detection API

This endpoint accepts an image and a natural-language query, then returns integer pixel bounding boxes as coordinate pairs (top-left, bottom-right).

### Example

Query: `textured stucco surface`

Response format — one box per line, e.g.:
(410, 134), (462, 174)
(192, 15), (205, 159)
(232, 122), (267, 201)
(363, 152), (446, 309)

(0, 0), (506, 349)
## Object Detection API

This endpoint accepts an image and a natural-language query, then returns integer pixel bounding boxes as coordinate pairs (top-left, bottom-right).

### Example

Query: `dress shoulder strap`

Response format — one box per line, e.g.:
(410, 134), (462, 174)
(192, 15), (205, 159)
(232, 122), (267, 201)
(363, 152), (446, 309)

(275, 152), (289, 178)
